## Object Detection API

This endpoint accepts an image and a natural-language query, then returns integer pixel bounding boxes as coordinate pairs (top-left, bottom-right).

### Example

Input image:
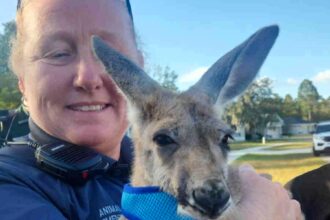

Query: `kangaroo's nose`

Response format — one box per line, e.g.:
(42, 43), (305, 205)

(192, 179), (230, 217)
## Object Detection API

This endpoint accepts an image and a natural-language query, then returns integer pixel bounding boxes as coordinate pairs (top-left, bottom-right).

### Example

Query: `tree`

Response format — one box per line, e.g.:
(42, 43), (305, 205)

(0, 74), (21, 109)
(148, 65), (179, 92)
(281, 94), (300, 117)
(226, 78), (280, 140)
(315, 97), (330, 122)
(0, 21), (16, 75)
(0, 21), (21, 109)
(297, 79), (320, 121)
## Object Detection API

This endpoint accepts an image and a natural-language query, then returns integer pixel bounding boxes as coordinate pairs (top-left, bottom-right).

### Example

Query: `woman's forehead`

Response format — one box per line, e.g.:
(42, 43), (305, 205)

(20, 0), (137, 57)
(17, 0), (133, 21)
(24, 0), (126, 14)
(23, 0), (131, 33)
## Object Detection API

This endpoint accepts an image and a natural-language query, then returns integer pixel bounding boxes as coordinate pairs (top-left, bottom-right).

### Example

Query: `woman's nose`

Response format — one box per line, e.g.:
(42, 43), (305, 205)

(73, 54), (104, 92)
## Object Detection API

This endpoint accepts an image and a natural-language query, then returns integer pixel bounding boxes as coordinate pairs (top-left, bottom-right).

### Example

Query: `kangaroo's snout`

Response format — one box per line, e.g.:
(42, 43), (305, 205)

(192, 179), (231, 218)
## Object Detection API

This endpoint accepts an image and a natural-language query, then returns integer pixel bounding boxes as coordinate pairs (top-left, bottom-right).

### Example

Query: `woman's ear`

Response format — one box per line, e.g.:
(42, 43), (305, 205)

(18, 77), (25, 96)
(18, 77), (29, 108)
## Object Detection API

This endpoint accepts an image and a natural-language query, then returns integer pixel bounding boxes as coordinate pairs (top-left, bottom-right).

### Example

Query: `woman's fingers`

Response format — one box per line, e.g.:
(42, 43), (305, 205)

(238, 164), (304, 220)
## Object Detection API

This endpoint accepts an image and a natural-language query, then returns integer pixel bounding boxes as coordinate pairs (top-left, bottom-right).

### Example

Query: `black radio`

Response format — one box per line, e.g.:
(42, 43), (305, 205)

(34, 142), (111, 184)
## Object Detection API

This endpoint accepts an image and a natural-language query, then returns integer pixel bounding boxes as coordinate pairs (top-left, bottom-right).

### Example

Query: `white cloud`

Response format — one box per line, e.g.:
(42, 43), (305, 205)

(313, 70), (330, 83)
(286, 78), (299, 85)
(178, 67), (208, 84)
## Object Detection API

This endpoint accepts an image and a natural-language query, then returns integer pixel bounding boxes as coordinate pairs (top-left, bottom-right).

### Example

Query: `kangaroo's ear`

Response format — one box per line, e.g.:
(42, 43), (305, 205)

(184, 25), (279, 106)
(91, 36), (163, 106)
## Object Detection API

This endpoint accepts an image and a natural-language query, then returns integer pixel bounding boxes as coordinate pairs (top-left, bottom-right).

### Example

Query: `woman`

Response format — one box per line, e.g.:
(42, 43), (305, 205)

(0, 0), (302, 219)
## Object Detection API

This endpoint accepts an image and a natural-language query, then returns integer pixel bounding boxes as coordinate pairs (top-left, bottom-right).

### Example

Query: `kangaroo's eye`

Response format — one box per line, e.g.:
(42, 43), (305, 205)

(221, 134), (232, 145)
(153, 134), (176, 147)
(220, 134), (233, 151)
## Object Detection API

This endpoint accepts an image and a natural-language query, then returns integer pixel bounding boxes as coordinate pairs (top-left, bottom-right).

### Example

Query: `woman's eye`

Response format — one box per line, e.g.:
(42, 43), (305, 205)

(41, 50), (75, 65)
(51, 52), (71, 59)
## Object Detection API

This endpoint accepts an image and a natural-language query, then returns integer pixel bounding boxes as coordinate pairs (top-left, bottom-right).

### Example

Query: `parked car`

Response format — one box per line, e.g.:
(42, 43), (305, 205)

(313, 121), (330, 156)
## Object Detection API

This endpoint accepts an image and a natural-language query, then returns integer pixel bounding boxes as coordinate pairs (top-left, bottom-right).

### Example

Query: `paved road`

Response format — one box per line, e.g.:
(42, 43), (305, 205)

(228, 143), (330, 163)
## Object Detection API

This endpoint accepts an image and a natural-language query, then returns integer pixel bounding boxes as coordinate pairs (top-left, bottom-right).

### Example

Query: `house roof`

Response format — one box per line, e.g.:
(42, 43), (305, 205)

(267, 114), (284, 127)
(282, 116), (312, 125)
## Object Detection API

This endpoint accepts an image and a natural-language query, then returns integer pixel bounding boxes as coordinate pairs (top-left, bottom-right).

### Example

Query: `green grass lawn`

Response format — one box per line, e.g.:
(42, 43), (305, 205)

(233, 153), (326, 185)
(230, 140), (297, 150)
(282, 134), (313, 140)
(269, 141), (313, 151)
(230, 135), (313, 151)
(229, 141), (265, 150)
(230, 136), (321, 185)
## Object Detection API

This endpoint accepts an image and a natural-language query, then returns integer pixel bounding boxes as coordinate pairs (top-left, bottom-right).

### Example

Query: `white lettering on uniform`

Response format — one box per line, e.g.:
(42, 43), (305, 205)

(99, 205), (121, 218)
(101, 214), (121, 220)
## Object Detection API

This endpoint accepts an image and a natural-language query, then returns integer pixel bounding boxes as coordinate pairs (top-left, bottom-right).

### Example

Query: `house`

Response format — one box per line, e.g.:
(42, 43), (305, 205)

(230, 116), (316, 141)
(282, 117), (316, 135)
(231, 124), (246, 141)
(266, 115), (284, 139)
(262, 115), (316, 139)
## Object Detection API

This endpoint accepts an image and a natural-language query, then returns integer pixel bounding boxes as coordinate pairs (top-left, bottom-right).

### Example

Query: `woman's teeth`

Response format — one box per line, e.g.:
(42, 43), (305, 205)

(71, 105), (106, 112)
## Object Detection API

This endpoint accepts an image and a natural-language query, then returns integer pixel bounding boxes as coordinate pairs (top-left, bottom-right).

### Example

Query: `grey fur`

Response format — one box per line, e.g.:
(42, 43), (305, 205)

(185, 25), (279, 105)
(92, 35), (163, 106)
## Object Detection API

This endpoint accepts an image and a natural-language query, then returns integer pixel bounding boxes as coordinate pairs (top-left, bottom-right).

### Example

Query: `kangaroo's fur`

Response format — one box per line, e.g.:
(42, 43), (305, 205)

(92, 26), (279, 219)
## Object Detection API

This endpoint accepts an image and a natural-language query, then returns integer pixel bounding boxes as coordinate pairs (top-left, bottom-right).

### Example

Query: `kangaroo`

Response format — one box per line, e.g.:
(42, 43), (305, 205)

(92, 25), (279, 219)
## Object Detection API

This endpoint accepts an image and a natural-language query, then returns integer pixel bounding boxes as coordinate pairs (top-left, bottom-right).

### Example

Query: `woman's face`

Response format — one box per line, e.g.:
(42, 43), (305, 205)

(18, 0), (141, 158)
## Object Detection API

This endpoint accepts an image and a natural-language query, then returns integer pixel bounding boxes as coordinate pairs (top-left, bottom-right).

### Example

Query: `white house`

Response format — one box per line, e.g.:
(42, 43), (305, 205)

(266, 115), (284, 139)
(231, 124), (246, 141)
(282, 117), (316, 135)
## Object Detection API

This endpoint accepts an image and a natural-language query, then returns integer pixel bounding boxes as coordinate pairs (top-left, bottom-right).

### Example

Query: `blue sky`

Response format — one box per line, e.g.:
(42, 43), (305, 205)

(1, 0), (329, 98)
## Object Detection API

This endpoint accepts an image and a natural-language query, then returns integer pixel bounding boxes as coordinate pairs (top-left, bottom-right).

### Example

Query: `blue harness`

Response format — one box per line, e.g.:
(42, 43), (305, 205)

(121, 184), (195, 220)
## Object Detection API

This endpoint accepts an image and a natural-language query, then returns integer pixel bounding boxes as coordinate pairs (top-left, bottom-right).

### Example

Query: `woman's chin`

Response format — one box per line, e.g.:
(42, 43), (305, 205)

(65, 128), (123, 155)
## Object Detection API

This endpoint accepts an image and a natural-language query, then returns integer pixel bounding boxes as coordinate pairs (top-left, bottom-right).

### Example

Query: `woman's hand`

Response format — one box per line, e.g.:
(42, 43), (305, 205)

(237, 164), (303, 220)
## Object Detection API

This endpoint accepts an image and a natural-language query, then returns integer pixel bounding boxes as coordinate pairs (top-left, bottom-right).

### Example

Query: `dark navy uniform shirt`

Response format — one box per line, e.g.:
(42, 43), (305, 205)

(0, 119), (133, 220)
